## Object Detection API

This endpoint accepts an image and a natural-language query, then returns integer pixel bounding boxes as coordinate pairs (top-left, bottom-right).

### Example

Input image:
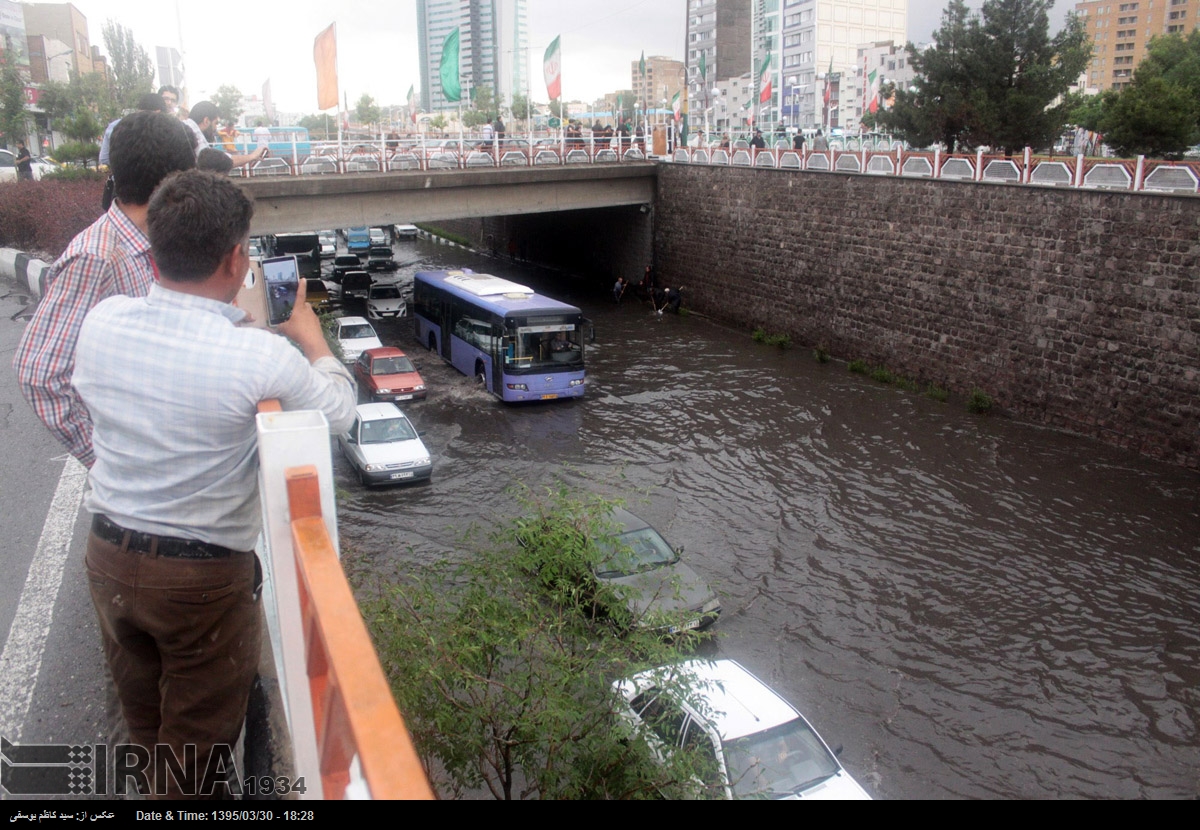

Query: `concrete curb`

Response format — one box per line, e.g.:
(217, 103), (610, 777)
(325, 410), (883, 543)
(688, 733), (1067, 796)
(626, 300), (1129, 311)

(0, 248), (53, 298)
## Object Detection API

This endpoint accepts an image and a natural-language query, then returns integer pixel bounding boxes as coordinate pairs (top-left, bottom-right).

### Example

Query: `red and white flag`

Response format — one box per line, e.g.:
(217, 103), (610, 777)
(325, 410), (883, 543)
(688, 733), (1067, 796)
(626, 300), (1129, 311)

(544, 36), (562, 100)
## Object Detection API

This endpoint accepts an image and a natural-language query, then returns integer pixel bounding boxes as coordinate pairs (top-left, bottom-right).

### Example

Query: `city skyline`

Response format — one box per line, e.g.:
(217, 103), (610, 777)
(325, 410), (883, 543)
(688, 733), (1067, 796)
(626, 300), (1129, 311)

(34, 1), (1063, 115)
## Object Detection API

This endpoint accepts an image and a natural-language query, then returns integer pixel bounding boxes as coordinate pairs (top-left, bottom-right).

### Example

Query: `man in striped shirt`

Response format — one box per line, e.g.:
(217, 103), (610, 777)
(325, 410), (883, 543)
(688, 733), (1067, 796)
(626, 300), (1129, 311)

(13, 111), (196, 467)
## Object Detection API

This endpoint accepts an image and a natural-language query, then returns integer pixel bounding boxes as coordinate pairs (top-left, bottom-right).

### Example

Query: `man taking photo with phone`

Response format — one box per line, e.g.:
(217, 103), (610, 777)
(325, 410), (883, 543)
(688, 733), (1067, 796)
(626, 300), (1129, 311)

(72, 169), (356, 799)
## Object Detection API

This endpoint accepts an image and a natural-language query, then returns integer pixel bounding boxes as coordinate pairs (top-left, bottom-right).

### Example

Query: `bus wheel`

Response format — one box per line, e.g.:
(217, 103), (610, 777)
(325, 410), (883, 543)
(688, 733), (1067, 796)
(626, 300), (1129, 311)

(475, 362), (486, 387)
(428, 333), (436, 352)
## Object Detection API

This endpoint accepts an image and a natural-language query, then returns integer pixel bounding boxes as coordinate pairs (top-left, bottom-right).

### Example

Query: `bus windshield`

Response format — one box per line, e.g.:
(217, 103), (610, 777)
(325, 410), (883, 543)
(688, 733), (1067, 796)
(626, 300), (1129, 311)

(507, 321), (582, 370)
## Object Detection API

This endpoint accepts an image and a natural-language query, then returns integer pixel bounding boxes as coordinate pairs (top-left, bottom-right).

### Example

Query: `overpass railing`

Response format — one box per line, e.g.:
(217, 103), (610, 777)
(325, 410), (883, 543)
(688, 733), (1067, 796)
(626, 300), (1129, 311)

(667, 144), (1200, 195)
(256, 403), (433, 800)
(231, 134), (652, 178)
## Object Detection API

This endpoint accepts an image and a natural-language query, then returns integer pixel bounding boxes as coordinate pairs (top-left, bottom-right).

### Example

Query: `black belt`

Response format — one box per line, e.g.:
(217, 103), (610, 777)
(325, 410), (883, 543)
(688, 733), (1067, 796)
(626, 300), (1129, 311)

(91, 514), (249, 560)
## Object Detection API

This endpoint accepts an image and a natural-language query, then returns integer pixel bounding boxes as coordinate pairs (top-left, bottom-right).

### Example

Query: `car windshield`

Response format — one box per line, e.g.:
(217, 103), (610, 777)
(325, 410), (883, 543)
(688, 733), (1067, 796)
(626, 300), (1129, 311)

(723, 718), (840, 799)
(371, 286), (402, 300)
(360, 417), (416, 445)
(373, 356), (415, 375)
(340, 324), (376, 340)
(595, 527), (678, 577)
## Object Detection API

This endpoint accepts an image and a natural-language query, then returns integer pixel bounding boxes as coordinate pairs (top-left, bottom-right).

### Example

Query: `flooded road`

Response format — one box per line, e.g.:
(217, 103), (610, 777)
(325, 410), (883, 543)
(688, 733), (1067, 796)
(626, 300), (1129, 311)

(336, 237), (1200, 800)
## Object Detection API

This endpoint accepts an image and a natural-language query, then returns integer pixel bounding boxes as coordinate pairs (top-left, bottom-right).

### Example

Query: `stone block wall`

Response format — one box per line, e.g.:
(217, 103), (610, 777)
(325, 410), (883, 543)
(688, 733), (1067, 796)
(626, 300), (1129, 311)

(655, 164), (1200, 469)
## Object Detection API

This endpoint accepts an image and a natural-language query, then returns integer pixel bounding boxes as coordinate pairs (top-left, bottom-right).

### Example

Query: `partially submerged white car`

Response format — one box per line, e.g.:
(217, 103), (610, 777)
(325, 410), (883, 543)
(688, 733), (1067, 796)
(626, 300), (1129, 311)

(337, 403), (432, 486)
(334, 316), (382, 364)
(614, 659), (872, 800)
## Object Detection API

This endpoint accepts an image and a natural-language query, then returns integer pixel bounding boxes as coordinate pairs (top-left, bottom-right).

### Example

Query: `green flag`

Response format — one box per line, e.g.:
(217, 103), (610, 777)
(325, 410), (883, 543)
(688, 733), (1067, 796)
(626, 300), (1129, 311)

(440, 27), (461, 103)
(699, 51), (706, 81)
(639, 51), (646, 76)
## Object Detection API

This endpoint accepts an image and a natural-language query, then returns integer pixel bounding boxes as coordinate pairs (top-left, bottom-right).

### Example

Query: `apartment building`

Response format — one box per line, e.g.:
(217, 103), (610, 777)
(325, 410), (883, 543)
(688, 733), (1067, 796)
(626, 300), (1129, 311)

(1076, 0), (1199, 91)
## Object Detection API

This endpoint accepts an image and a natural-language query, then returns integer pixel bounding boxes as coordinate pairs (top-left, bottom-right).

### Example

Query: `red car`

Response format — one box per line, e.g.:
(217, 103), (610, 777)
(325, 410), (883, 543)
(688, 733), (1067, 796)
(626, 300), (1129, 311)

(354, 347), (427, 403)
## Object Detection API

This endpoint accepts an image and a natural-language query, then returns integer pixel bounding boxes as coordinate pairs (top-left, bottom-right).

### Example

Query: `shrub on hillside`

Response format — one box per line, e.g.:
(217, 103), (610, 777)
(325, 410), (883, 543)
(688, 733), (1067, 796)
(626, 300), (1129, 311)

(0, 179), (105, 257)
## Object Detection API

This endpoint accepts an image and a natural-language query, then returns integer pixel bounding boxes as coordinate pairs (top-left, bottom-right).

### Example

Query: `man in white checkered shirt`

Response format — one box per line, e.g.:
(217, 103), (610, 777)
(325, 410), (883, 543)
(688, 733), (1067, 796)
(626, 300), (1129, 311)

(72, 169), (355, 799)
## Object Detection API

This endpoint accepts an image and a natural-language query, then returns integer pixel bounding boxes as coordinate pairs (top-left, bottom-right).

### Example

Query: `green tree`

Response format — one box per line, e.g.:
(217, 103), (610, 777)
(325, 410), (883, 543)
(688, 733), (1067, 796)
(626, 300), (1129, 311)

(0, 60), (27, 147)
(102, 20), (155, 109)
(365, 487), (718, 800)
(548, 98), (566, 119)
(298, 113), (333, 140)
(1100, 76), (1198, 157)
(1066, 89), (1112, 134)
(880, 0), (1091, 153)
(354, 93), (381, 130)
(62, 108), (102, 143)
(1095, 31), (1200, 157)
(510, 92), (532, 125)
(212, 85), (245, 124)
(964, 1), (1091, 153)
(878, 0), (975, 151)
(429, 114), (447, 132)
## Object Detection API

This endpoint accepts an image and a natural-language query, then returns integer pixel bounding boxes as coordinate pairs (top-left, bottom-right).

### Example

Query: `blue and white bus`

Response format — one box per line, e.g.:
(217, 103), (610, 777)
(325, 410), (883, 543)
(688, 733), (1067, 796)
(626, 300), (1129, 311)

(414, 270), (586, 402)
(229, 126), (312, 160)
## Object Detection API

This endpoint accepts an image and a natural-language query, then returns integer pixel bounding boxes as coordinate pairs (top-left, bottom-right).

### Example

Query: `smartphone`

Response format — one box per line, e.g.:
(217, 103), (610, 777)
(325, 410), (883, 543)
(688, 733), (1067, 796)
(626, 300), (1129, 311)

(263, 255), (300, 327)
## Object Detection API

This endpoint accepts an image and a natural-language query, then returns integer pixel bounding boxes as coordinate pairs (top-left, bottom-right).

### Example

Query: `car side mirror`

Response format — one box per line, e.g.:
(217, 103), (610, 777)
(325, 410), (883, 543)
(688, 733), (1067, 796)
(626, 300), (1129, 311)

(346, 432), (358, 445)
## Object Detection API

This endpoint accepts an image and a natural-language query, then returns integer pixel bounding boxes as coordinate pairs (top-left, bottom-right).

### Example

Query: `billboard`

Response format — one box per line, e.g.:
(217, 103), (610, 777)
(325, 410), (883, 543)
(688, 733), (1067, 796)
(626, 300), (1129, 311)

(0, 0), (29, 68)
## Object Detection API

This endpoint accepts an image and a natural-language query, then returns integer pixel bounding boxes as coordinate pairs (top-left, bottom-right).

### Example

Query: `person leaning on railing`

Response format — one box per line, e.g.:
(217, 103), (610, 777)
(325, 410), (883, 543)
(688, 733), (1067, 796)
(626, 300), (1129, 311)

(72, 170), (356, 799)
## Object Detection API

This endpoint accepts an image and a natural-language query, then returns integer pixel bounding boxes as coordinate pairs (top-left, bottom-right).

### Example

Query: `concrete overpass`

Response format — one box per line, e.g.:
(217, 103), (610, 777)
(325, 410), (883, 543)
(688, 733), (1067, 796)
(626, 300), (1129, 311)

(238, 162), (658, 235)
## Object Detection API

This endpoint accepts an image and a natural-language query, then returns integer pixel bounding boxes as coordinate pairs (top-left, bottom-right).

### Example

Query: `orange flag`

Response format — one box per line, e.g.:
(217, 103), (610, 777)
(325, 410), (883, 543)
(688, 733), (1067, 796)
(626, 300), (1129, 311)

(314, 23), (338, 111)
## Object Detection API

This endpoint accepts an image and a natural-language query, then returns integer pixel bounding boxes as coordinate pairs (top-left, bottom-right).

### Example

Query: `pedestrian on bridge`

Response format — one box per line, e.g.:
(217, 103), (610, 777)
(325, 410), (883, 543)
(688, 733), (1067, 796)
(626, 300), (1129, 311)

(14, 111), (196, 468)
(74, 170), (357, 798)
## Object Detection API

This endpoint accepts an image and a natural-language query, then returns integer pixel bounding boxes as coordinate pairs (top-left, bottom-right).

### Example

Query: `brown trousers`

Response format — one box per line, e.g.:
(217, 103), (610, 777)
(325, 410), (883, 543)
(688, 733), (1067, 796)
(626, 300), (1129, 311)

(85, 530), (261, 799)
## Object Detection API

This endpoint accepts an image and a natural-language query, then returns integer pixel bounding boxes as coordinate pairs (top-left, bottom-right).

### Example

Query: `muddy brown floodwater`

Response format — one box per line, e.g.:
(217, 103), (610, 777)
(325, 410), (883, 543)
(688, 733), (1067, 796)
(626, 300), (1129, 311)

(334, 237), (1200, 800)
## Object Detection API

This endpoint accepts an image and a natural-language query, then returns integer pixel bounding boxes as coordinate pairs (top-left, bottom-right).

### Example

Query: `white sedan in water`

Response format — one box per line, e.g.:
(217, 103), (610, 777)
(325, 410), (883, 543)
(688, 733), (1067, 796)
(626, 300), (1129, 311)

(337, 403), (432, 487)
(614, 659), (872, 800)
(334, 316), (382, 364)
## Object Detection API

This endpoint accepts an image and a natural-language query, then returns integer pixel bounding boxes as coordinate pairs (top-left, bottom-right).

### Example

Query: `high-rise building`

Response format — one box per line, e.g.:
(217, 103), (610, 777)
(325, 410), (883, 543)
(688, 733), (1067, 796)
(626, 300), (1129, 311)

(417, 0), (529, 113)
(18, 2), (96, 75)
(780, 0), (908, 132)
(1076, 0), (1199, 91)
(688, 1), (906, 134)
(632, 55), (686, 117)
(686, 0), (753, 113)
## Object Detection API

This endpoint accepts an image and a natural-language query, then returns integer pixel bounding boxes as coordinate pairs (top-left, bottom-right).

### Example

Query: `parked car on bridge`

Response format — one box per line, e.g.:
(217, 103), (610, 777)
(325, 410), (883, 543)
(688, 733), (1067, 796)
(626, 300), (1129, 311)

(613, 659), (872, 800)
(353, 346), (425, 403)
(337, 402), (432, 487)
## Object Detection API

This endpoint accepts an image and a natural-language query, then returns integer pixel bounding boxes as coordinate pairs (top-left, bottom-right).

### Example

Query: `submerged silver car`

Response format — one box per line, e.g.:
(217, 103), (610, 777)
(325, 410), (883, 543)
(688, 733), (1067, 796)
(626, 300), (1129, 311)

(596, 509), (721, 632)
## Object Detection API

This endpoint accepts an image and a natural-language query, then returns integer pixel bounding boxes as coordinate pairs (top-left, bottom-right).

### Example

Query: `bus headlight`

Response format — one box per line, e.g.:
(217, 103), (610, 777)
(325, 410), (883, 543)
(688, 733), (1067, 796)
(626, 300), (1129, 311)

(569, 379), (585, 387)
(507, 383), (529, 391)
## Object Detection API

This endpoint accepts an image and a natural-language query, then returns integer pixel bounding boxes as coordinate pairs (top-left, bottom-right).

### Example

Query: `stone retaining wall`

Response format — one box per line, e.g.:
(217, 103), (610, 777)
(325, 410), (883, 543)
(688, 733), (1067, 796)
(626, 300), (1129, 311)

(655, 164), (1200, 469)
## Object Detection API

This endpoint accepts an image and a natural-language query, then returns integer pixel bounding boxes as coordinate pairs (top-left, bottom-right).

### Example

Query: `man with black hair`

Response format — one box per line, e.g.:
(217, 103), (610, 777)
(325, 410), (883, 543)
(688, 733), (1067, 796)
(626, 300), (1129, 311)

(185, 100), (266, 168)
(158, 85), (180, 116)
(14, 111), (196, 467)
(15, 141), (33, 180)
(73, 169), (355, 799)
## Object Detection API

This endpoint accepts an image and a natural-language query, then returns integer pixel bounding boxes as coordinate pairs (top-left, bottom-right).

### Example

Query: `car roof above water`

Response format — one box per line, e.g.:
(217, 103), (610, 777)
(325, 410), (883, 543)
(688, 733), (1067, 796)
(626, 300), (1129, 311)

(356, 402), (408, 423)
(647, 659), (800, 742)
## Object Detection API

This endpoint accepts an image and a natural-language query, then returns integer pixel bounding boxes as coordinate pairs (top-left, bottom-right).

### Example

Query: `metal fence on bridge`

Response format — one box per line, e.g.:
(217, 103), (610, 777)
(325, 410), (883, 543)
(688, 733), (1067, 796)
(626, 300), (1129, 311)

(231, 135), (651, 178)
(667, 144), (1200, 195)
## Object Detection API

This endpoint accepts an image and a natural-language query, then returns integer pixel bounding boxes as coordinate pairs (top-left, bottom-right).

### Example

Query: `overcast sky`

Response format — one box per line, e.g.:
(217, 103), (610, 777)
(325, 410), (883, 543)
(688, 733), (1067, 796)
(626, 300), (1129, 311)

(57, 0), (1069, 113)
